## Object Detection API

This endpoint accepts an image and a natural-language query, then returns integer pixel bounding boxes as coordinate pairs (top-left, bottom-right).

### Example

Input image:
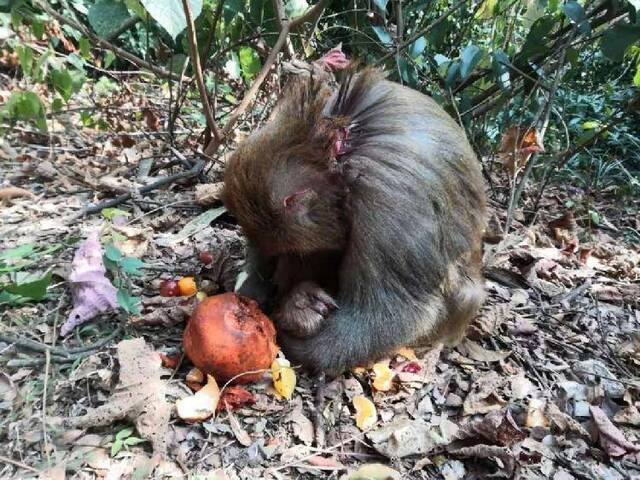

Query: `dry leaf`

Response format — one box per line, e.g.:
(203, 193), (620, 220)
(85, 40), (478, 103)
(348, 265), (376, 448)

(176, 374), (220, 423)
(0, 186), (35, 200)
(62, 338), (170, 456)
(463, 371), (507, 415)
(367, 418), (442, 458)
(395, 347), (418, 361)
(498, 125), (544, 176)
(460, 340), (511, 363)
(271, 358), (296, 400)
(525, 398), (549, 428)
(371, 360), (395, 392)
(195, 183), (225, 206)
(227, 409), (252, 446)
(353, 396), (377, 431)
(590, 405), (640, 457)
(347, 463), (402, 480)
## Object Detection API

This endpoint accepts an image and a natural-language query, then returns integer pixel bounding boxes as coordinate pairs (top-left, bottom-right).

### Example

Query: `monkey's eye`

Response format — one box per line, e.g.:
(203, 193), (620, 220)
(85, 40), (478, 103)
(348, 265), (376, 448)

(283, 188), (315, 210)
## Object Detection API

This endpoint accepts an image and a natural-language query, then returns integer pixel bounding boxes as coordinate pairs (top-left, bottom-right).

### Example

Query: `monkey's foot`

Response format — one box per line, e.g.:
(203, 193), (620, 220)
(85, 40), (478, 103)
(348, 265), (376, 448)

(275, 282), (337, 338)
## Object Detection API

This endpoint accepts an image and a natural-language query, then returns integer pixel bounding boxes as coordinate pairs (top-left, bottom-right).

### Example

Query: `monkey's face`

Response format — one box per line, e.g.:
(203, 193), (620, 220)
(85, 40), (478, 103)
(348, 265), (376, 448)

(223, 157), (347, 257)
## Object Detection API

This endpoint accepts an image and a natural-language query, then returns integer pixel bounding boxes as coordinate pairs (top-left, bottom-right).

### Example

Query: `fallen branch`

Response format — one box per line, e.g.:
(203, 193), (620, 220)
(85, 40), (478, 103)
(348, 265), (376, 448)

(80, 160), (204, 217)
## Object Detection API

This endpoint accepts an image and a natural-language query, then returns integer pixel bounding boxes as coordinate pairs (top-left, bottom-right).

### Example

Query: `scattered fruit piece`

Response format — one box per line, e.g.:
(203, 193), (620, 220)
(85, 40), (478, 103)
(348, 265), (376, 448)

(271, 358), (296, 400)
(186, 367), (204, 384)
(178, 276), (197, 296)
(353, 395), (377, 430)
(159, 280), (179, 297)
(183, 293), (279, 384)
(401, 361), (422, 374)
(217, 385), (256, 413)
(395, 347), (418, 361)
(372, 360), (395, 392)
(176, 374), (220, 423)
(196, 291), (207, 301)
(199, 251), (213, 265)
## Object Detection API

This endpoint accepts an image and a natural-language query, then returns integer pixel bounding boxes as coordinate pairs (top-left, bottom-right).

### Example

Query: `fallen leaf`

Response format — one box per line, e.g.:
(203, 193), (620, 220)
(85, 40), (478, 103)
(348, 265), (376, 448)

(460, 340), (511, 363)
(457, 408), (526, 446)
(307, 455), (344, 468)
(176, 374), (220, 423)
(60, 231), (118, 336)
(0, 186), (35, 200)
(463, 371), (507, 415)
(525, 398), (549, 428)
(186, 367), (204, 384)
(367, 417), (442, 458)
(62, 338), (170, 456)
(227, 409), (252, 446)
(353, 396), (377, 431)
(590, 405), (640, 457)
(195, 183), (225, 206)
(371, 360), (395, 391)
(272, 358), (296, 400)
(395, 347), (418, 361)
(287, 402), (314, 445)
(347, 463), (402, 480)
(449, 444), (515, 477)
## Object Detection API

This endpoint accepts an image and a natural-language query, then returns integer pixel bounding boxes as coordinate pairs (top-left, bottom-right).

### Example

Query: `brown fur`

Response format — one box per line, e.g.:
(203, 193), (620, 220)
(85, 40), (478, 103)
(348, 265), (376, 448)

(222, 68), (487, 375)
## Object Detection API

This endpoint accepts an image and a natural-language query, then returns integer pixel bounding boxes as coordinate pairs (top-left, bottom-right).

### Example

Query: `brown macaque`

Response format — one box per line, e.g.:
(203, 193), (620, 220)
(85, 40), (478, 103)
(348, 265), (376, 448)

(221, 67), (486, 376)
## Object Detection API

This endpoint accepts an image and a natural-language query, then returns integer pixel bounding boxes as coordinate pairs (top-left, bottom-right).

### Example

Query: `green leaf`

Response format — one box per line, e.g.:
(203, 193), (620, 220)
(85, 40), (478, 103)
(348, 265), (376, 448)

(238, 47), (261, 82)
(562, 1), (591, 35)
(165, 207), (226, 245)
(117, 289), (141, 315)
(31, 19), (45, 39)
(139, 0), (203, 39)
(79, 37), (91, 59)
(104, 244), (123, 262)
(634, 62), (640, 87)
(124, 436), (146, 446)
(372, 26), (393, 46)
(0, 244), (35, 261)
(16, 45), (33, 76)
(372, 0), (389, 10)
(120, 257), (145, 276)
(582, 121), (600, 129)
(589, 210), (601, 225)
(111, 439), (123, 457)
(88, 0), (133, 38)
(459, 44), (483, 79)
(601, 23), (640, 61)
(409, 36), (426, 59)
(3, 91), (47, 131)
(475, 0), (497, 19)
(116, 427), (134, 440)
(492, 50), (510, 90)
(285, 0), (309, 18)
(101, 208), (130, 220)
(104, 50), (116, 68)
(3, 271), (52, 301)
(51, 68), (74, 101)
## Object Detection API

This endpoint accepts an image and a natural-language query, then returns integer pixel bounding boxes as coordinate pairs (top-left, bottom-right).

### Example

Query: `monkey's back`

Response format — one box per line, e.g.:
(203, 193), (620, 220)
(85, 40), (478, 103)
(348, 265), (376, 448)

(328, 71), (485, 287)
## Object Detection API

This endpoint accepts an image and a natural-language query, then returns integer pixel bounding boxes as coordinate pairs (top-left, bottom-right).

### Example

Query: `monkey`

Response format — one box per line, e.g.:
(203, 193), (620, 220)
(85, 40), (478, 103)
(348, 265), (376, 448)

(221, 67), (487, 376)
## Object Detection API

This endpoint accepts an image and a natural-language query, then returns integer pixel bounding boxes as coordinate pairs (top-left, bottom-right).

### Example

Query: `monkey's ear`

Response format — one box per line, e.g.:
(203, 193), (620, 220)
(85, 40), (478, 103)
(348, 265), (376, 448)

(283, 188), (318, 211)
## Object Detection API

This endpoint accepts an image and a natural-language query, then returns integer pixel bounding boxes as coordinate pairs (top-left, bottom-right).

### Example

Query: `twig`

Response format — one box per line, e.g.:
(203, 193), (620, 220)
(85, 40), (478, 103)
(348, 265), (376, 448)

(42, 349), (51, 462)
(376, 0), (470, 65)
(79, 160), (204, 216)
(105, 16), (141, 42)
(32, 0), (186, 82)
(182, 0), (222, 142)
(203, 0), (332, 155)
(0, 455), (38, 473)
(504, 29), (575, 233)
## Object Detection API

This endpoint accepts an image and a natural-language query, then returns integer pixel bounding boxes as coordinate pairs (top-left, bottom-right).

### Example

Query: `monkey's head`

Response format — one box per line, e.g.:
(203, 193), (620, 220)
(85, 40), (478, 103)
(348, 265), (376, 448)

(222, 142), (347, 257)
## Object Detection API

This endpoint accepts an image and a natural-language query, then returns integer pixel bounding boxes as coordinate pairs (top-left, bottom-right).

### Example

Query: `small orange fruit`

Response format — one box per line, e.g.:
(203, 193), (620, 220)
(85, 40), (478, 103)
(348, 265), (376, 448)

(178, 276), (197, 296)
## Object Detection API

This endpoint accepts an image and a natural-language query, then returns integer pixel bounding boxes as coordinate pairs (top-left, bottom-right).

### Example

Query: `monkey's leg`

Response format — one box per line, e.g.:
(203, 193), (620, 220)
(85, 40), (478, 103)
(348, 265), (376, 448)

(235, 244), (276, 312)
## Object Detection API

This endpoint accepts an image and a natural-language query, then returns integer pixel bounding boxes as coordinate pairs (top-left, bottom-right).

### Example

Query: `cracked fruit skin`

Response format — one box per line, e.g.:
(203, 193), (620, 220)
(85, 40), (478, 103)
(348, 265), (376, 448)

(183, 293), (279, 384)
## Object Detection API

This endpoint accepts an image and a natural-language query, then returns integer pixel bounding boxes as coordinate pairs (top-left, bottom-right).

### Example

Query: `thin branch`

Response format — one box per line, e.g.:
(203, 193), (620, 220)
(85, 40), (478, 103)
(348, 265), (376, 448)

(376, 0), (470, 65)
(504, 30), (575, 233)
(32, 0), (186, 82)
(182, 0), (222, 142)
(105, 16), (141, 42)
(79, 160), (204, 217)
(290, 0), (332, 29)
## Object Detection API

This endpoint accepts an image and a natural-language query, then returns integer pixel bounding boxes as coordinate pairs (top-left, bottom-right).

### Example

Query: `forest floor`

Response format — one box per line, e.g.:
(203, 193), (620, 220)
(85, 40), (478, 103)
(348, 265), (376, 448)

(1, 74), (640, 480)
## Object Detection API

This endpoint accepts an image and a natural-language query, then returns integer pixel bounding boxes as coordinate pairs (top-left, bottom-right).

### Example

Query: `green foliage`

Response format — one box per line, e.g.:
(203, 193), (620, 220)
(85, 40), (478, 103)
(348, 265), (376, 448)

(110, 427), (146, 457)
(88, 0), (132, 37)
(2, 91), (47, 130)
(103, 242), (144, 315)
(139, 0), (202, 39)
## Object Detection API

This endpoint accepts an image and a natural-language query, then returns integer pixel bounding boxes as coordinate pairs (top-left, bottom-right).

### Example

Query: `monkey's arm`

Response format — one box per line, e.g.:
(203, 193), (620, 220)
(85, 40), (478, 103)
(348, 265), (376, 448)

(234, 244), (276, 312)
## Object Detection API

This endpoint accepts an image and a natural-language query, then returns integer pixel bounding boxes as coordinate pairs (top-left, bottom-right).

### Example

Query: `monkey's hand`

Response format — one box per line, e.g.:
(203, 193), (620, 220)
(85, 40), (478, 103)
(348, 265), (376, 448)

(275, 282), (337, 338)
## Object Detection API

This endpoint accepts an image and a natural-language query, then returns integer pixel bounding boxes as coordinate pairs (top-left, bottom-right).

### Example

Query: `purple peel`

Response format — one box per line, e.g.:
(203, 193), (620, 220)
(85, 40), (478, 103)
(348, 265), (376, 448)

(60, 231), (118, 336)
